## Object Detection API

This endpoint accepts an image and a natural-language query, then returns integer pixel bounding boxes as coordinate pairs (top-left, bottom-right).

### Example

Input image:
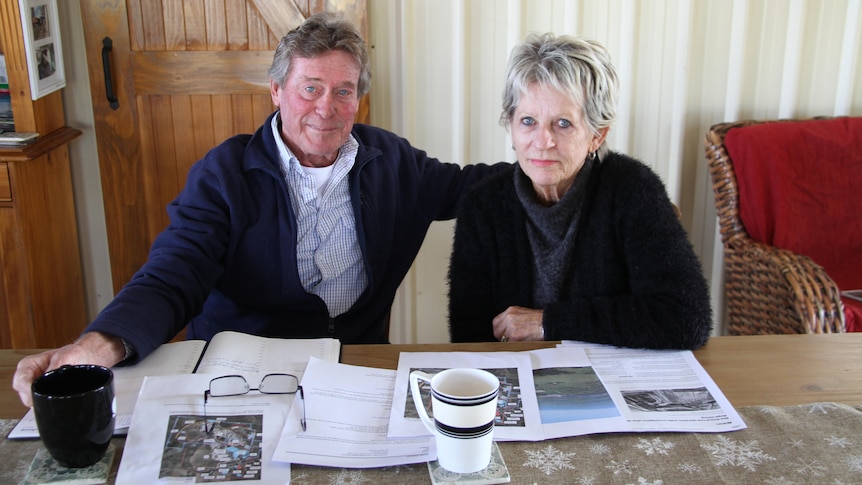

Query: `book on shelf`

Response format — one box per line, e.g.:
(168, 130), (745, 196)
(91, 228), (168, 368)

(0, 54), (11, 132)
(0, 132), (39, 146)
(0, 53), (7, 89)
(8, 330), (341, 439)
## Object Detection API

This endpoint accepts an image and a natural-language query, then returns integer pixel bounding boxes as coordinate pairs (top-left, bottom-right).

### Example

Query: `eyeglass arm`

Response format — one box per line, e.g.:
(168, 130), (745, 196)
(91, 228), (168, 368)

(299, 386), (307, 432)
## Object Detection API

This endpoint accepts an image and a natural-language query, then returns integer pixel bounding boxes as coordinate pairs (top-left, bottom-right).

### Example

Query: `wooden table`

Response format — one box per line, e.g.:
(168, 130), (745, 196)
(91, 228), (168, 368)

(340, 333), (862, 407)
(1, 333), (861, 484)
(1, 334), (860, 419)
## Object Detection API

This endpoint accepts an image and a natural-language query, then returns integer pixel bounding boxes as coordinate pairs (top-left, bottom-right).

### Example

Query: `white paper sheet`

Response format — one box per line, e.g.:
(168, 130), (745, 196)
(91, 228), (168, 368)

(195, 331), (340, 378)
(559, 341), (747, 432)
(389, 346), (746, 442)
(116, 374), (294, 484)
(272, 357), (434, 468)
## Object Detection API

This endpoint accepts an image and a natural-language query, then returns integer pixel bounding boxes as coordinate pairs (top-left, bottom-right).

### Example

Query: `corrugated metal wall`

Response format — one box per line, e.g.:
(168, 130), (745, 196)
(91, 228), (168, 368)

(368, 0), (862, 343)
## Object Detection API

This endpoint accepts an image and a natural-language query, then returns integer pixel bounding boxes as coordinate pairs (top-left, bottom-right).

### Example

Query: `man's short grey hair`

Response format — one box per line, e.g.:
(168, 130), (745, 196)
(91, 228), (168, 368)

(501, 33), (618, 157)
(268, 12), (371, 97)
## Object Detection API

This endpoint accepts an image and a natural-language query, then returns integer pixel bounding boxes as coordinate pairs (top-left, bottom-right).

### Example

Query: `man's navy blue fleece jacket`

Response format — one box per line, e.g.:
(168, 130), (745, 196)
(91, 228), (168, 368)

(86, 112), (500, 363)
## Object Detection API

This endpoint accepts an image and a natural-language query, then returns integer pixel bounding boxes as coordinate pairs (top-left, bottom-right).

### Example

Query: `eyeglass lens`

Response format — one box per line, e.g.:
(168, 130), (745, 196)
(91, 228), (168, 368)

(209, 375), (251, 397)
(258, 374), (299, 394)
(209, 374), (298, 396)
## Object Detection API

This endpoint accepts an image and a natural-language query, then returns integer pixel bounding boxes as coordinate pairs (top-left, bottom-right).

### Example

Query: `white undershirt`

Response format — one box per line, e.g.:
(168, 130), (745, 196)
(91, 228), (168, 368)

(301, 164), (335, 207)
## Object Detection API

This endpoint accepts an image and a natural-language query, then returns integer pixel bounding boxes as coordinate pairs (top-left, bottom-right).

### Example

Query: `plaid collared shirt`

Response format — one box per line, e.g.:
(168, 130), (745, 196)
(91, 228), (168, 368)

(272, 115), (367, 317)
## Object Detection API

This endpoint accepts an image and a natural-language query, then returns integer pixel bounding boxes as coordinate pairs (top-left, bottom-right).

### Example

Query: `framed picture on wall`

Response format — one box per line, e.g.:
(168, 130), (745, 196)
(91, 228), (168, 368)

(18, 0), (65, 100)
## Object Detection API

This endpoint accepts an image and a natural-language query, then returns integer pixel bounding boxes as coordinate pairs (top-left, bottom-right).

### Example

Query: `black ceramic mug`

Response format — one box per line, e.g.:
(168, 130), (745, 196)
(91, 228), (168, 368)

(31, 364), (116, 468)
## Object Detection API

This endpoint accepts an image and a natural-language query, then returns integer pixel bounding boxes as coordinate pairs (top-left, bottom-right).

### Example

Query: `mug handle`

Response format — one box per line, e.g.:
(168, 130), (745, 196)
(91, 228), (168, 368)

(409, 370), (435, 434)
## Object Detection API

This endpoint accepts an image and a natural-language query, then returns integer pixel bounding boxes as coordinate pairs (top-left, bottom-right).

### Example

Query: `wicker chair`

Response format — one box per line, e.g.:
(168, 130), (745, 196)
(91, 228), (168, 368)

(704, 119), (846, 335)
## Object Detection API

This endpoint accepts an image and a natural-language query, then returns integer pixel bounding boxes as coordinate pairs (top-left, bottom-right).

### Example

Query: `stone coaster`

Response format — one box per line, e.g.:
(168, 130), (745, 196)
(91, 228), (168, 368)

(21, 444), (116, 485)
(427, 442), (510, 484)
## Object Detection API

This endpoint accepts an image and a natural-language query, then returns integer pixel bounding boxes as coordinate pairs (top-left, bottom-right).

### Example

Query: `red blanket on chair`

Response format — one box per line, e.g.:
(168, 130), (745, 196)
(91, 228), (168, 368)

(725, 117), (862, 332)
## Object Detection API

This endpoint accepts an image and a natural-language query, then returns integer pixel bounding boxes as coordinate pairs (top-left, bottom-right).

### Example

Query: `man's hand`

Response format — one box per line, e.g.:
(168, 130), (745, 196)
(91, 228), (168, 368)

(12, 332), (126, 407)
(492, 306), (545, 342)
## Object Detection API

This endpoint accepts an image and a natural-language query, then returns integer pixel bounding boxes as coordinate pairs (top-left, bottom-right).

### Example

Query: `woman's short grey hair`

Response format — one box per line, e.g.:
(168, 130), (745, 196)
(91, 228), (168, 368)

(501, 33), (618, 157)
(268, 12), (371, 97)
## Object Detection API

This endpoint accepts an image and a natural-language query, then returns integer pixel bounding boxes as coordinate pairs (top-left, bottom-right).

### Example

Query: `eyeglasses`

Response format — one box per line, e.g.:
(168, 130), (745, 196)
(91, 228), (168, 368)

(203, 373), (306, 433)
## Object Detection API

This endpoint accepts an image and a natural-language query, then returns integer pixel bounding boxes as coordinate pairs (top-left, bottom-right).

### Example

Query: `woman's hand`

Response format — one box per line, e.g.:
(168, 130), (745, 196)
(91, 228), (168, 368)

(493, 306), (545, 342)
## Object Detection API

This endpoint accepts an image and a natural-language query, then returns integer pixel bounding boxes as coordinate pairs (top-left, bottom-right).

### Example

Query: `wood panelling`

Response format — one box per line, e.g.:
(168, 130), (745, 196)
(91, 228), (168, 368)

(0, 0), (87, 348)
(0, 164), (9, 202)
(9, 151), (86, 346)
(131, 51), (272, 95)
(251, 0), (307, 40)
(0, 207), (29, 348)
(0, 131), (86, 348)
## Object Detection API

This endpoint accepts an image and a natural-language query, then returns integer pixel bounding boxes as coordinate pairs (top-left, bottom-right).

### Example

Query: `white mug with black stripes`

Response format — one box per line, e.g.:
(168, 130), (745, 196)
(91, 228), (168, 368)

(409, 367), (500, 473)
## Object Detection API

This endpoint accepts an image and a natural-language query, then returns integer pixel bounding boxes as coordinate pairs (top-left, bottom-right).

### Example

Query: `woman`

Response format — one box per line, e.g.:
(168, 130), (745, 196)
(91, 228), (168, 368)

(448, 33), (712, 349)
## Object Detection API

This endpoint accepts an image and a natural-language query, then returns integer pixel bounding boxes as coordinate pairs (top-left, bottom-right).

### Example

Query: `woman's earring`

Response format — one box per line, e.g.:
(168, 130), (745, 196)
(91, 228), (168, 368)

(589, 151), (597, 160)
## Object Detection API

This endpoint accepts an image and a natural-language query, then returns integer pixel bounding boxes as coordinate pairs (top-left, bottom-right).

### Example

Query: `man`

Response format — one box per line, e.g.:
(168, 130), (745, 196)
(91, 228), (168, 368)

(13, 13), (499, 407)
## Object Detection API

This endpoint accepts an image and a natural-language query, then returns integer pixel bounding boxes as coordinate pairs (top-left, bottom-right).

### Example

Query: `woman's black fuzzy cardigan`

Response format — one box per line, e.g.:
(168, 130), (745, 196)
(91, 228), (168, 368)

(448, 152), (713, 349)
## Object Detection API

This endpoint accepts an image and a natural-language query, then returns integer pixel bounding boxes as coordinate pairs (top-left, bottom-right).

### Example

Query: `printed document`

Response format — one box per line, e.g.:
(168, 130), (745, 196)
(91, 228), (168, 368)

(388, 346), (745, 442)
(272, 357), (434, 468)
(117, 373), (295, 484)
(559, 341), (746, 432)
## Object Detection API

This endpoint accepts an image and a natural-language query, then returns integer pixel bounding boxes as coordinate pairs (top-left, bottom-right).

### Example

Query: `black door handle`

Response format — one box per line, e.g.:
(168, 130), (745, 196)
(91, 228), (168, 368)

(101, 37), (119, 110)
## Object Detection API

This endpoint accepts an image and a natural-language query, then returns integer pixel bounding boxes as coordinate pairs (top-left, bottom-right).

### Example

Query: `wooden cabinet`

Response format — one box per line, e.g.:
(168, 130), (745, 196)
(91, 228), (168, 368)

(0, 0), (86, 348)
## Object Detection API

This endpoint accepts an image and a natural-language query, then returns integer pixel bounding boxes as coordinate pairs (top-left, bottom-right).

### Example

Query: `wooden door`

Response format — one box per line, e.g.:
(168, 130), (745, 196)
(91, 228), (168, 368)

(79, 0), (369, 302)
